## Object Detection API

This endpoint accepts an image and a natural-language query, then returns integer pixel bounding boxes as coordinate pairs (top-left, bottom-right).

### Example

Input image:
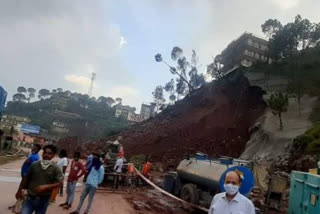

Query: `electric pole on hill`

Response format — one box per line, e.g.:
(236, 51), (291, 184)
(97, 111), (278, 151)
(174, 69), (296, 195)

(88, 73), (96, 97)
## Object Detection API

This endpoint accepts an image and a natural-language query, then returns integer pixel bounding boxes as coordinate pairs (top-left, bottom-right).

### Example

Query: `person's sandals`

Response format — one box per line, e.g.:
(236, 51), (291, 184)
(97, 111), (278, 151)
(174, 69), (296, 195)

(59, 202), (68, 207)
(63, 204), (72, 210)
(69, 211), (79, 214)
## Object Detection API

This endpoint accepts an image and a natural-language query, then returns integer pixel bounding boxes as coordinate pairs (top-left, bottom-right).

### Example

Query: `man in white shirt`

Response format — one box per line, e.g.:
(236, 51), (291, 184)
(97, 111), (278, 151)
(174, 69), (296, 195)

(57, 149), (68, 197)
(208, 171), (255, 214)
(113, 153), (124, 189)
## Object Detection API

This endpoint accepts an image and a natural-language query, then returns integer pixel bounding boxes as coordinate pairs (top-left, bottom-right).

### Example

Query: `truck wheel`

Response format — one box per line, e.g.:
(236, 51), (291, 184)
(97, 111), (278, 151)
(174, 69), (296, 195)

(180, 184), (199, 205)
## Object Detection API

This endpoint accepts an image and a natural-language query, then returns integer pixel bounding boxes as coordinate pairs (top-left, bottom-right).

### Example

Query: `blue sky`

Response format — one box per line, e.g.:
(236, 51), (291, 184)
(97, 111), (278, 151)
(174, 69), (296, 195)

(0, 0), (320, 111)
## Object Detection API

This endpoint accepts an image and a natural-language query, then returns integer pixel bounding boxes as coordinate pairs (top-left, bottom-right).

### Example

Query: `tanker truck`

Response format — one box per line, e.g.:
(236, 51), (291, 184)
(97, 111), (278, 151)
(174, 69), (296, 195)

(163, 152), (254, 208)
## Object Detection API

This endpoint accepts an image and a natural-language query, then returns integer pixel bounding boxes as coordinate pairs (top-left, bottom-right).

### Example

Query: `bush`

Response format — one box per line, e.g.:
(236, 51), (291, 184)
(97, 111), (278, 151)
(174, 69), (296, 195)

(306, 139), (320, 154)
(293, 134), (314, 151)
(294, 122), (320, 154)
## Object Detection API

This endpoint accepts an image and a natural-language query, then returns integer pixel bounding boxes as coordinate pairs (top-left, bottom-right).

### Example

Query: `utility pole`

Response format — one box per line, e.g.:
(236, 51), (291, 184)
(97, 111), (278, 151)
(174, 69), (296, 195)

(88, 73), (96, 97)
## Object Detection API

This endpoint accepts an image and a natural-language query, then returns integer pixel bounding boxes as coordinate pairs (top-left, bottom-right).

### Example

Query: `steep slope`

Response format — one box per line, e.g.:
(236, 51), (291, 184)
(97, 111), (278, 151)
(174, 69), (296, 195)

(240, 96), (317, 165)
(119, 69), (266, 167)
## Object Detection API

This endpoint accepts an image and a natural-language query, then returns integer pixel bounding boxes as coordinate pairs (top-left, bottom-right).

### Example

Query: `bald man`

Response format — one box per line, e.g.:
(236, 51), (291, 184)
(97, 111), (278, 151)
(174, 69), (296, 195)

(208, 171), (255, 214)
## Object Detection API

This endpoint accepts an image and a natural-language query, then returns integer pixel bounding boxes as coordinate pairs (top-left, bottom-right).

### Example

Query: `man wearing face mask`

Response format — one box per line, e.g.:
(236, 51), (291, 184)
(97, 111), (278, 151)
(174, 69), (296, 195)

(16, 144), (63, 214)
(208, 171), (255, 214)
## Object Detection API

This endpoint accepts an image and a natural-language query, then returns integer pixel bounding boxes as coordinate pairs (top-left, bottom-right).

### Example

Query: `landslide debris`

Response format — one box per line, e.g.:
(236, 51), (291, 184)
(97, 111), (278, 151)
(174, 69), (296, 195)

(57, 69), (266, 168)
(120, 69), (266, 168)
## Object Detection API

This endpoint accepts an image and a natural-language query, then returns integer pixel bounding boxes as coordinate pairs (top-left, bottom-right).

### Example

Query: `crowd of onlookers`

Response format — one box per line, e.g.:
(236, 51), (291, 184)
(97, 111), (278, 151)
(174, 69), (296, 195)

(8, 143), (124, 214)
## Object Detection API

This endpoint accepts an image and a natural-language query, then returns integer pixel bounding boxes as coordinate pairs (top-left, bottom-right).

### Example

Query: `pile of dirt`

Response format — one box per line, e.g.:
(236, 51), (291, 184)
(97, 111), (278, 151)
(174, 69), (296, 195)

(57, 69), (266, 168)
(125, 187), (203, 214)
(119, 70), (266, 168)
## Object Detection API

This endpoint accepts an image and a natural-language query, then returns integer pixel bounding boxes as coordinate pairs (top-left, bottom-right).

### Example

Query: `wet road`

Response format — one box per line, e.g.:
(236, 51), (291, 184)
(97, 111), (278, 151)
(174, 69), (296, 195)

(0, 157), (135, 214)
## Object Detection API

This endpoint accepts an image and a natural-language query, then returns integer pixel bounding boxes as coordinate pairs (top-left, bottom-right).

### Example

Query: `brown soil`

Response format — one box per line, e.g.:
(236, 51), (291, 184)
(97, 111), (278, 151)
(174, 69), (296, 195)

(120, 70), (266, 168)
(57, 70), (266, 169)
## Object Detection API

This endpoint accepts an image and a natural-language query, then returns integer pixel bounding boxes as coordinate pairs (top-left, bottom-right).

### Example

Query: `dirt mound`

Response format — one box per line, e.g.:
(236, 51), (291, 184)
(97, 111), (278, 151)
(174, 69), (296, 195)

(57, 70), (266, 168)
(119, 70), (266, 168)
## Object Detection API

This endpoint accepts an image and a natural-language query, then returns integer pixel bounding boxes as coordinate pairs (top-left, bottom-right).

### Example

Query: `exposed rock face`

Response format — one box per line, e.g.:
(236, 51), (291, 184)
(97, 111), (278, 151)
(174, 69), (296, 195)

(240, 96), (317, 167)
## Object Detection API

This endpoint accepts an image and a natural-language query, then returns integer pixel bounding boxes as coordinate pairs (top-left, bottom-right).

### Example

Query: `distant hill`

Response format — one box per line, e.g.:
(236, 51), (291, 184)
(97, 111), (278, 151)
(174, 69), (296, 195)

(4, 91), (129, 139)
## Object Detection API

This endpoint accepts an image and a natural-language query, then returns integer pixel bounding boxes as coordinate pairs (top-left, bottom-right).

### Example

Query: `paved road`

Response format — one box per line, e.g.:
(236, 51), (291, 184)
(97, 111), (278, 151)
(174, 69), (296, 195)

(0, 158), (135, 214)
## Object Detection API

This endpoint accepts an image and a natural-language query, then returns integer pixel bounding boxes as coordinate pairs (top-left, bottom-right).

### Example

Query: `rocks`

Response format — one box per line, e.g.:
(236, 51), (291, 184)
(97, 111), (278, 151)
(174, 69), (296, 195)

(132, 201), (151, 211)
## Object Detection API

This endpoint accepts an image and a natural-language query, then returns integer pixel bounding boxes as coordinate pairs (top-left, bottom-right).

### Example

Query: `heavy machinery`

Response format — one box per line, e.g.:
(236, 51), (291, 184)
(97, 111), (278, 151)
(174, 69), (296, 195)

(163, 152), (254, 207)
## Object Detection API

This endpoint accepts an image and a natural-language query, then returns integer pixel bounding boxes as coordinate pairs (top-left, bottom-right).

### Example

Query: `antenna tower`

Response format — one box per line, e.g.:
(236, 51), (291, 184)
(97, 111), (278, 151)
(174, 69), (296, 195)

(88, 73), (96, 97)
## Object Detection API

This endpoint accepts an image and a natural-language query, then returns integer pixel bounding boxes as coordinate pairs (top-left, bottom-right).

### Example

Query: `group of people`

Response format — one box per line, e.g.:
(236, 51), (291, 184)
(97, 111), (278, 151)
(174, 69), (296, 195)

(12, 144), (124, 214)
(10, 143), (255, 214)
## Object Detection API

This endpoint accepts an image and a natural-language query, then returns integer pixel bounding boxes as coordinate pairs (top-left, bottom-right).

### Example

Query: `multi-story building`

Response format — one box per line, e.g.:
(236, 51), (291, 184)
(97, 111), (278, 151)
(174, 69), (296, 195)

(115, 105), (136, 119)
(140, 103), (156, 120)
(0, 86), (7, 118)
(0, 115), (31, 130)
(127, 112), (145, 124)
(220, 32), (270, 71)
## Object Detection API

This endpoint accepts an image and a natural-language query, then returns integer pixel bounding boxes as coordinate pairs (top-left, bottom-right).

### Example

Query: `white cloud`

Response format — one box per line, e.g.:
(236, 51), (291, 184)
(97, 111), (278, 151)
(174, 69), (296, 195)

(105, 86), (144, 111)
(120, 36), (127, 48)
(64, 74), (96, 94)
(0, 0), (133, 104)
(270, 0), (300, 10)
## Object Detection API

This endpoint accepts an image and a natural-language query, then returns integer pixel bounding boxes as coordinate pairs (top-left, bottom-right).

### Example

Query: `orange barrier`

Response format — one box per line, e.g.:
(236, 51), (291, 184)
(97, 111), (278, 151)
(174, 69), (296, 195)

(142, 162), (151, 177)
(128, 163), (134, 174)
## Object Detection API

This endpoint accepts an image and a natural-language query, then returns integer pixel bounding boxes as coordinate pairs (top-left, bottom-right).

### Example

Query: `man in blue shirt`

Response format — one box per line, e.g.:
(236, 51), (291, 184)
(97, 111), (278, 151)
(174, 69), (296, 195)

(70, 153), (105, 214)
(21, 144), (41, 177)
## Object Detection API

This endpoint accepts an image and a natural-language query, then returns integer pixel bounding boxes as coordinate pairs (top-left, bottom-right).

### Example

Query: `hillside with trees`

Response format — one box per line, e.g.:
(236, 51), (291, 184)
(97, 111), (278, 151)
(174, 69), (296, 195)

(4, 88), (129, 139)
(240, 15), (320, 165)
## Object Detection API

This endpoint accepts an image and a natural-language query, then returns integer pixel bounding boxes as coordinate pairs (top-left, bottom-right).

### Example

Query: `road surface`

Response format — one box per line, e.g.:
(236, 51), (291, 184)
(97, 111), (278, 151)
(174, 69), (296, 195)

(0, 158), (135, 214)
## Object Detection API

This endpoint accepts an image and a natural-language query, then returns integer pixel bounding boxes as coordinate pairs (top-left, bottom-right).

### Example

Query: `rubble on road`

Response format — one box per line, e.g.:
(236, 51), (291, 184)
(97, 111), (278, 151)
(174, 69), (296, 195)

(125, 187), (203, 214)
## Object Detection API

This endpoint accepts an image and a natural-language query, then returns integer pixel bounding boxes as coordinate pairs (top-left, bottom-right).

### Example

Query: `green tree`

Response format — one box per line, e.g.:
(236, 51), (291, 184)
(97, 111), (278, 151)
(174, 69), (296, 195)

(311, 23), (320, 45)
(267, 93), (289, 130)
(261, 19), (283, 39)
(155, 47), (206, 97)
(207, 55), (224, 79)
(98, 96), (115, 107)
(152, 86), (165, 112)
(105, 97), (115, 107)
(27, 87), (36, 103)
(38, 89), (51, 100)
(12, 93), (27, 102)
(115, 98), (122, 105)
(17, 86), (27, 94)
(264, 15), (316, 60)
(189, 50), (206, 88)
(164, 79), (176, 104)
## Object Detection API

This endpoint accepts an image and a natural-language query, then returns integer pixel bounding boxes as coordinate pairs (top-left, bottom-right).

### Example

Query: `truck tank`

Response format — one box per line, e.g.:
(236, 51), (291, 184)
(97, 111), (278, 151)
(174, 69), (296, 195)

(176, 154), (252, 191)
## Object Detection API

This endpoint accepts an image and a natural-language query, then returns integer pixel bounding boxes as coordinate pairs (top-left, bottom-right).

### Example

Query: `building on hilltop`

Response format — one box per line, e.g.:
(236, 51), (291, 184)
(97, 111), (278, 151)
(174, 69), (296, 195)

(115, 105), (136, 119)
(220, 32), (270, 71)
(0, 86), (7, 119)
(140, 103), (156, 120)
(0, 115), (31, 131)
(127, 112), (145, 124)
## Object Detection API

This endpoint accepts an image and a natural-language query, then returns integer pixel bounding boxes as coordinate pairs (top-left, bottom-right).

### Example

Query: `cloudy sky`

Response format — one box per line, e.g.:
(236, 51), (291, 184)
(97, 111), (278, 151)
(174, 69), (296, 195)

(1, 0), (320, 110)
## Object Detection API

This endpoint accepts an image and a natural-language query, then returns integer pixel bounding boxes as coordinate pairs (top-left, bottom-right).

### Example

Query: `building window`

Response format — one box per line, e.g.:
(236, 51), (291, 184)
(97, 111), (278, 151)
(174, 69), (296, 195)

(255, 53), (260, 59)
(248, 39), (253, 45)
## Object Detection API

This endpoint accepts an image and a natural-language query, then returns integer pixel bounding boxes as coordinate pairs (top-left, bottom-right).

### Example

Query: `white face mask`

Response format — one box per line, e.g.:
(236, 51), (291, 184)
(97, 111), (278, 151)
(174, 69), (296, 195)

(224, 184), (239, 195)
(100, 157), (104, 163)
